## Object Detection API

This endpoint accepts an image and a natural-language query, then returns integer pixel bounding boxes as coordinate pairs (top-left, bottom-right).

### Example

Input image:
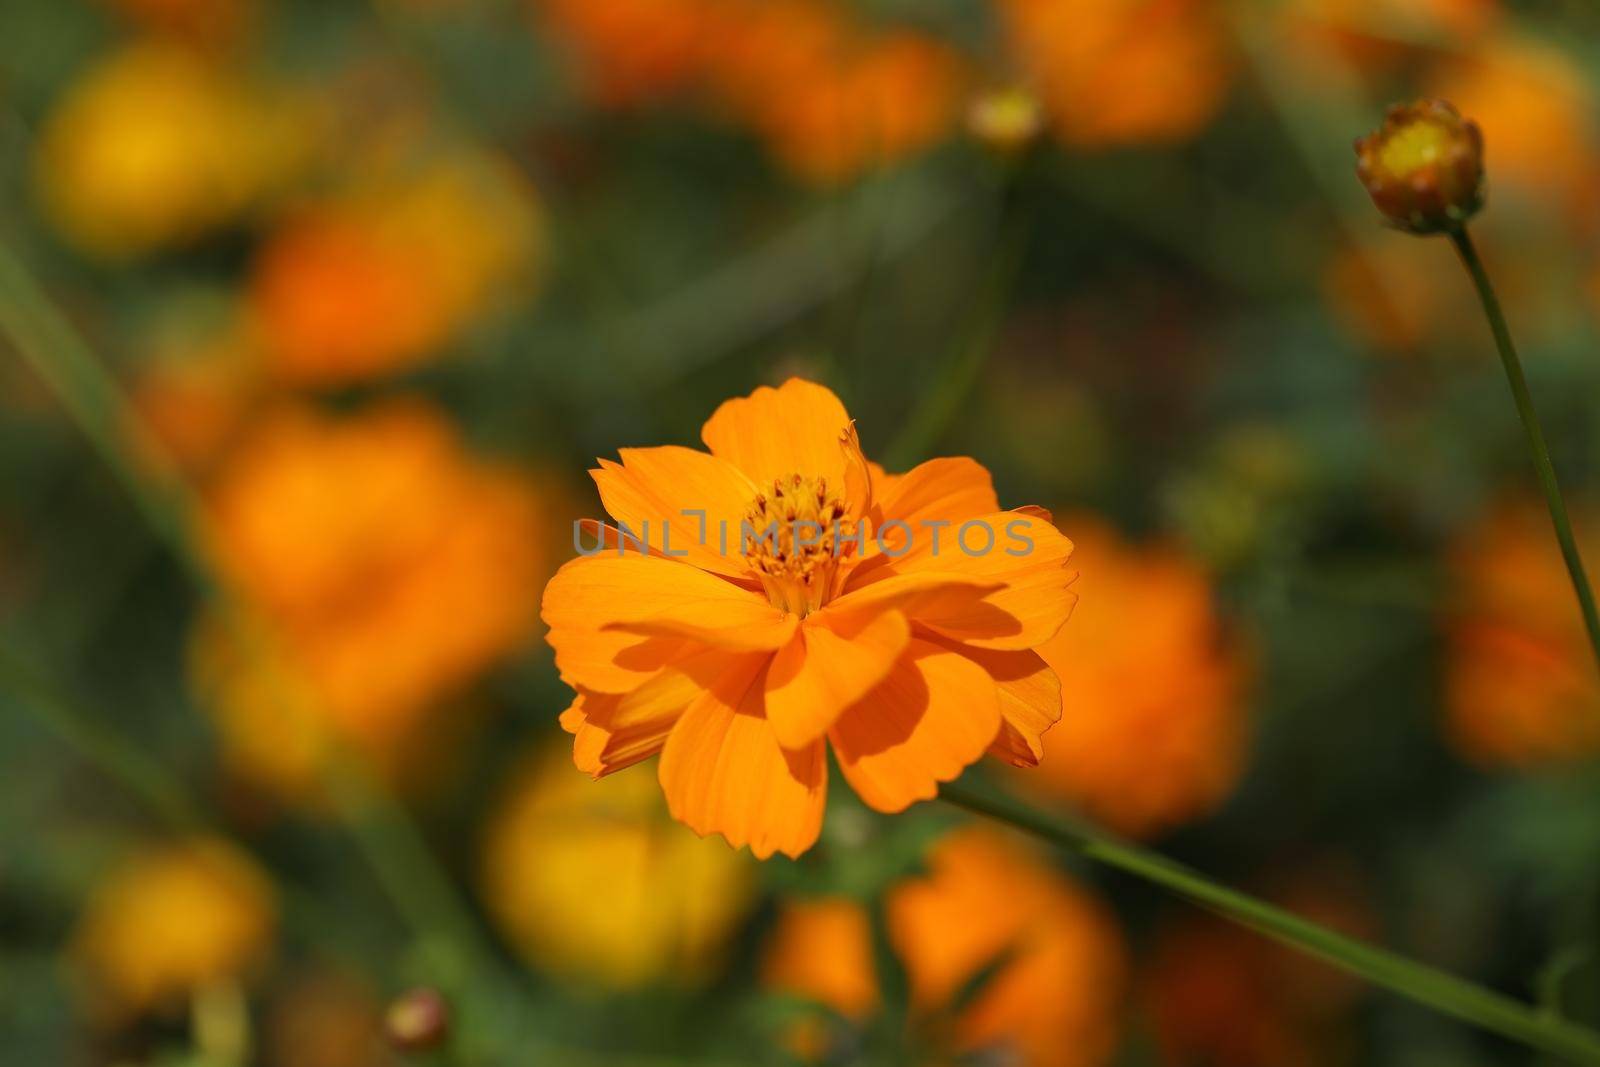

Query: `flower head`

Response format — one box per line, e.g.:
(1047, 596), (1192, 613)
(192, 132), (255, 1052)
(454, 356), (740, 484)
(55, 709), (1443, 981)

(1354, 98), (1484, 234)
(542, 378), (1077, 858)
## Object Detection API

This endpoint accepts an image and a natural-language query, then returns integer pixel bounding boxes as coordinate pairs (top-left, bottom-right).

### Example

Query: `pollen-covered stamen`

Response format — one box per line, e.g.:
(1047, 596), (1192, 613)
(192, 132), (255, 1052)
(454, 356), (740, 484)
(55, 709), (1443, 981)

(742, 473), (856, 615)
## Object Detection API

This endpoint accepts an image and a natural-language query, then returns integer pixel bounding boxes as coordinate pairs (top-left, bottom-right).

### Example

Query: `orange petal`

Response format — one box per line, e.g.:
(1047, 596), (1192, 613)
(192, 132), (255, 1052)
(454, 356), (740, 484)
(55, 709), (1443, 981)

(830, 639), (1001, 813)
(861, 510), (1078, 650)
(949, 644), (1062, 767)
(562, 691), (621, 776)
(546, 554), (796, 652)
(591, 446), (756, 578)
(543, 555), (702, 692)
(764, 608), (912, 750)
(840, 421), (874, 520)
(829, 569), (1002, 618)
(700, 379), (853, 489)
(658, 659), (827, 859)
(596, 648), (764, 771)
(871, 456), (999, 533)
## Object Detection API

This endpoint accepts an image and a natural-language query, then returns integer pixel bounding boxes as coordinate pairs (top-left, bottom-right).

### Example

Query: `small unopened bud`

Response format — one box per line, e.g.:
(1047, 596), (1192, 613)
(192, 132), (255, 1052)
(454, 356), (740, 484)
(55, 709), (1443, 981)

(385, 987), (450, 1053)
(1354, 98), (1484, 234)
(967, 87), (1044, 154)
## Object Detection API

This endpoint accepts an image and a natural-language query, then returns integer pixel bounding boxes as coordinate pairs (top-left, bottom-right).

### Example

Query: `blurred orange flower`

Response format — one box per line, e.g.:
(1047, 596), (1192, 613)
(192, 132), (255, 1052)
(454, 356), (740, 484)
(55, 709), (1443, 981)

(1444, 500), (1600, 766)
(192, 401), (550, 798)
(532, 0), (712, 106)
(266, 969), (384, 1067)
(544, 378), (1076, 858)
(480, 750), (754, 988)
(764, 827), (1127, 1066)
(534, 0), (964, 183)
(73, 838), (276, 1018)
(1278, 0), (1497, 79)
(250, 152), (540, 387)
(34, 41), (311, 259)
(1019, 515), (1249, 838)
(1427, 39), (1598, 213)
(1146, 868), (1372, 1067)
(992, 0), (1231, 148)
(711, 9), (966, 185)
(130, 302), (263, 473)
(100, 0), (257, 44)
(1321, 239), (1462, 354)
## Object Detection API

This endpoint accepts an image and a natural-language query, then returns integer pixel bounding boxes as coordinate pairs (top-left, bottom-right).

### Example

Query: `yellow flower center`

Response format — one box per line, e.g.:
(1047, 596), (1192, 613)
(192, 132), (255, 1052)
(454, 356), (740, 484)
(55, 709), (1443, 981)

(742, 473), (854, 616)
(1377, 118), (1451, 178)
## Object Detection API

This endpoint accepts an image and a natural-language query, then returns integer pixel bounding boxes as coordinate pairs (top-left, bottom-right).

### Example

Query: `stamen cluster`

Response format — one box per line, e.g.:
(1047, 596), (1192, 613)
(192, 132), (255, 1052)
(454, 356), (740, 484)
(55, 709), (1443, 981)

(742, 473), (855, 615)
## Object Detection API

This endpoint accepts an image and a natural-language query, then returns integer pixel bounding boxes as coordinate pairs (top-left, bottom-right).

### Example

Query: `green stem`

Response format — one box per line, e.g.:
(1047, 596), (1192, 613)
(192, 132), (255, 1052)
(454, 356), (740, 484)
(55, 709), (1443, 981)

(1448, 228), (1600, 676)
(941, 779), (1600, 1064)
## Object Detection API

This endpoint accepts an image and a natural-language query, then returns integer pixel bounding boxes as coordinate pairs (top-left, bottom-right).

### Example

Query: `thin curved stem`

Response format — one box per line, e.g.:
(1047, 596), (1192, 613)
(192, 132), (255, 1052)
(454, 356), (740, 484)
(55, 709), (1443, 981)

(1449, 227), (1600, 676)
(0, 645), (209, 833)
(941, 779), (1600, 1065)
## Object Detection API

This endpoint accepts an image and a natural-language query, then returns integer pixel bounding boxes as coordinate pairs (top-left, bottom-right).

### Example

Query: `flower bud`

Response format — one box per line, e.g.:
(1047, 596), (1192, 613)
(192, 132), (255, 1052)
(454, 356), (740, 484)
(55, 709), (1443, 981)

(384, 986), (450, 1053)
(1354, 99), (1484, 234)
(966, 86), (1044, 154)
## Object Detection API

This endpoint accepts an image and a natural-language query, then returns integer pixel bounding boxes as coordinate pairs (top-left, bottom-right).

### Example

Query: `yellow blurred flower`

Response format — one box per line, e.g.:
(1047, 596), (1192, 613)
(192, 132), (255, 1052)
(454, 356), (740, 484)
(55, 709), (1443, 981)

(34, 41), (310, 259)
(1444, 500), (1600, 767)
(1019, 515), (1250, 838)
(992, 0), (1232, 148)
(480, 751), (754, 989)
(250, 150), (540, 387)
(191, 401), (551, 799)
(764, 827), (1127, 1067)
(73, 838), (276, 1018)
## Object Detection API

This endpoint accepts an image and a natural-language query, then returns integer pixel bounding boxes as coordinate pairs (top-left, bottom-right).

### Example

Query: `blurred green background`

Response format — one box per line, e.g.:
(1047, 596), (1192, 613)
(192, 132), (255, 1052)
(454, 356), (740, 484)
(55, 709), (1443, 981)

(4, 0), (1600, 1064)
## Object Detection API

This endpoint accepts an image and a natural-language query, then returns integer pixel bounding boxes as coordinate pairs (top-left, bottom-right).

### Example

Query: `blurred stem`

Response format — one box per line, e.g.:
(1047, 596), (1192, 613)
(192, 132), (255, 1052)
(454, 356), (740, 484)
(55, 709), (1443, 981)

(0, 644), (208, 833)
(883, 165), (1029, 471)
(1448, 228), (1600, 676)
(0, 240), (499, 991)
(941, 779), (1600, 1065)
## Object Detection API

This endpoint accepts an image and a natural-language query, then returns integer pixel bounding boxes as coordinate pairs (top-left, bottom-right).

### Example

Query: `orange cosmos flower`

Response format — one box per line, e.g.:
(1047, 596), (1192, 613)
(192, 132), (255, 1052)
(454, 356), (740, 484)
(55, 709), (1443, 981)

(543, 378), (1076, 858)
(764, 828), (1127, 1066)
(1444, 499), (1600, 767)
(992, 0), (1232, 149)
(1019, 515), (1249, 838)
